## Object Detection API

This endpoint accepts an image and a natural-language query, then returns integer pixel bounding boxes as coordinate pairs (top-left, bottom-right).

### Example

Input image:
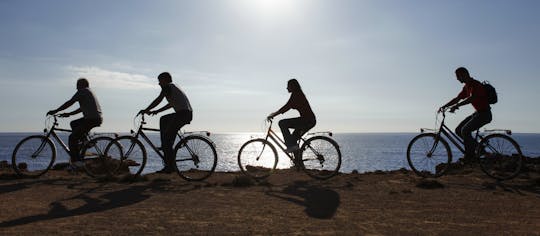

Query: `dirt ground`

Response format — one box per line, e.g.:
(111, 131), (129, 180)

(0, 167), (539, 235)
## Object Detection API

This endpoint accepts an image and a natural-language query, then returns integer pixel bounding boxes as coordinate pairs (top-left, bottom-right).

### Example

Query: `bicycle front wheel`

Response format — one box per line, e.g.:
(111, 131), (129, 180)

(407, 133), (452, 178)
(174, 135), (218, 181)
(478, 134), (523, 180)
(238, 139), (278, 179)
(81, 136), (121, 178)
(12, 135), (56, 178)
(300, 136), (341, 180)
(105, 136), (147, 177)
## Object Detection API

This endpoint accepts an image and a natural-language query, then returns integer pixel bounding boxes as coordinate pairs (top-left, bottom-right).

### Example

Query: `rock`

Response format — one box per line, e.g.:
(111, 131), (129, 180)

(0, 160), (10, 169)
(232, 175), (255, 187)
(17, 162), (28, 171)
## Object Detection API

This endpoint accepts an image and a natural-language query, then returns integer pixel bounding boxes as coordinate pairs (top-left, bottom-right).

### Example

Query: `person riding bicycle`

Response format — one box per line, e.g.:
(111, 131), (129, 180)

(139, 72), (193, 174)
(439, 67), (492, 163)
(267, 79), (316, 153)
(46, 78), (103, 167)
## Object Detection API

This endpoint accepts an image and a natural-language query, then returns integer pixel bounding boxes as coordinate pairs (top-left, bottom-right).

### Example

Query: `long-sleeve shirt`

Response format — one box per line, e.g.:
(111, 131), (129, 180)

(277, 92), (316, 121)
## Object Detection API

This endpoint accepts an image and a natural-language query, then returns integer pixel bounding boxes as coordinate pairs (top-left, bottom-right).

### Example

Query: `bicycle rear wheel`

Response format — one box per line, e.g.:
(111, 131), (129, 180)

(80, 136), (121, 178)
(238, 139), (278, 179)
(407, 133), (452, 178)
(174, 135), (217, 181)
(105, 136), (147, 177)
(12, 135), (56, 178)
(300, 136), (341, 180)
(478, 134), (523, 180)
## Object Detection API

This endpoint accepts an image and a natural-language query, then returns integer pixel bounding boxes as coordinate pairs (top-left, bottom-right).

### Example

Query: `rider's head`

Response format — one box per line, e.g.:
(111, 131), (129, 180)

(76, 78), (89, 90)
(287, 78), (302, 93)
(158, 72), (172, 87)
(455, 67), (471, 83)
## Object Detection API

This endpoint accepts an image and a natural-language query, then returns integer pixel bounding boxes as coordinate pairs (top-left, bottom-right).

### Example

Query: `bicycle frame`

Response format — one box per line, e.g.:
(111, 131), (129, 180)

(42, 115), (73, 156)
(262, 120), (331, 161)
(264, 121), (298, 160)
(422, 111), (482, 155)
(129, 114), (211, 161)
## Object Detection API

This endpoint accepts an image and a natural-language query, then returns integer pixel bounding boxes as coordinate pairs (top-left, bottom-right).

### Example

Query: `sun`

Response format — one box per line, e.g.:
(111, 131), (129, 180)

(238, 0), (303, 24)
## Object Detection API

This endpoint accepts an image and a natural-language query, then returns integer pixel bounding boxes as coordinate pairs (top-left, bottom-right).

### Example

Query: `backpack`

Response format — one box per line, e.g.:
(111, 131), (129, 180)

(482, 81), (498, 104)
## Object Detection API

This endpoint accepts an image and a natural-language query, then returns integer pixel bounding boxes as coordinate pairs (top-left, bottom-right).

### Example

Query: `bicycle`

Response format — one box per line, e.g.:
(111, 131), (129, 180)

(11, 115), (120, 178)
(104, 113), (217, 181)
(406, 109), (524, 180)
(237, 119), (341, 180)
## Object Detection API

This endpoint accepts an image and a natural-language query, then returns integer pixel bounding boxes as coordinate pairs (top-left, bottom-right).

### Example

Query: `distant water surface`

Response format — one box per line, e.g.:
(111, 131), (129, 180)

(1, 132), (539, 175)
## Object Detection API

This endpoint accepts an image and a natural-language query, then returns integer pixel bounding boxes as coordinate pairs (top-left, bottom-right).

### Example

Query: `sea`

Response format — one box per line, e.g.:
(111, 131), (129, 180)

(1, 132), (539, 175)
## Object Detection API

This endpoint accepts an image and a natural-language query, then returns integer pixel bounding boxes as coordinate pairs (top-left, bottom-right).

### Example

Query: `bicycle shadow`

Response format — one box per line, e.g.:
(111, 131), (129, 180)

(0, 177), (88, 195)
(0, 179), (195, 228)
(265, 180), (340, 219)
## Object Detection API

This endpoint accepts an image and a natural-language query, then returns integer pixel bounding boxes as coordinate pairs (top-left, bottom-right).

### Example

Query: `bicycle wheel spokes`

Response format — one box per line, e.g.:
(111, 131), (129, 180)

(174, 136), (217, 181)
(407, 133), (451, 178)
(12, 136), (56, 177)
(106, 136), (147, 177)
(301, 136), (341, 180)
(478, 134), (523, 180)
(81, 137), (120, 178)
(238, 139), (278, 179)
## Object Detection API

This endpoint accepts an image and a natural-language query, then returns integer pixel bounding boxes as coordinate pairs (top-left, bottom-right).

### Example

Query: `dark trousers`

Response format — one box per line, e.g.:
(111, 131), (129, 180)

(160, 110), (193, 169)
(69, 118), (102, 161)
(455, 110), (492, 159)
(279, 117), (316, 148)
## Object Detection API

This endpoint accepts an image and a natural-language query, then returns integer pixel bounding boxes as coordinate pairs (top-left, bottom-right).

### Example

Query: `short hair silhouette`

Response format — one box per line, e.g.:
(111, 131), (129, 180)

(455, 67), (470, 78)
(158, 72), (172, 83)
(288, 78), (302, 93)
(77, 78), (89, 88)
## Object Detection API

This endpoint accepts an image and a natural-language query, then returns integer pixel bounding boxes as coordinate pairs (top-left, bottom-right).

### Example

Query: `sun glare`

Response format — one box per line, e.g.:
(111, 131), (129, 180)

(237, 0), (303, 24)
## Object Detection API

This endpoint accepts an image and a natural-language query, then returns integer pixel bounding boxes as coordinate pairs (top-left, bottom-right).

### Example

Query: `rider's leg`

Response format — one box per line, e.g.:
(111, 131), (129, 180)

(160, 111), (193, 171)
(460, 110), (493, 159)
(279, 117), (304, 149)
(69, 118), (102, 162)
(69, 118), (86, 162)
(455, 114), (474, 140)
(291, 118), (316, 142)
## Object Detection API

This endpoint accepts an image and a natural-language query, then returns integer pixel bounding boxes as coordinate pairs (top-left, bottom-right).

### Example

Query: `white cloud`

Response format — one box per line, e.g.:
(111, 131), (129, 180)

(67, 66), (156, 90)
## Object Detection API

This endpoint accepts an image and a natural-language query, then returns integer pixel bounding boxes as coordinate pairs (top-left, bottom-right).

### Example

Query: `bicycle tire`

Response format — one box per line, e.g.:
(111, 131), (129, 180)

(173, 135), (217, 181)
(238, 138), (278, 179)
(12, 135), (56, 178)
(477, 133), (523, 180)
(105, 136), (147, 177)
(407, 133), (452, 178)
(300, 136), (342, 180)
(80, 136), (122, 178)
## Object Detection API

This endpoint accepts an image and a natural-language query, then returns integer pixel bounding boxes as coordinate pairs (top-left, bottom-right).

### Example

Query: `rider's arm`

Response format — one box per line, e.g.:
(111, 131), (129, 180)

(440, 97), (460, 110)
(61, 108), (82, 117)
(48, 97), (77, 115)
(268, 94), (294, 119)
(151, 104), (173, 115)
(142, 92), (165, 114)
(455, 97), (472, 108)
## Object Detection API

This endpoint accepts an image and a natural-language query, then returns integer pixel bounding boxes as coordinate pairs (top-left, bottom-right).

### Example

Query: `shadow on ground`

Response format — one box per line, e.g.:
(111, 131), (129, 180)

(0, 179), (196, 228)
(266, 180), (341, 219)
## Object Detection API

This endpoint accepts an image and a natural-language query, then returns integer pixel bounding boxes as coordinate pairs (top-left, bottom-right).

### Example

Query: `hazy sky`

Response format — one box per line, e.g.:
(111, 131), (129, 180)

(1, 0), (539, 133)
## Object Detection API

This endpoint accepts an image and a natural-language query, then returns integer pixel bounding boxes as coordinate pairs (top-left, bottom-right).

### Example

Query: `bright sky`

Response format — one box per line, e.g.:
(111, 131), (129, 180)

(0, 0), (539, 133)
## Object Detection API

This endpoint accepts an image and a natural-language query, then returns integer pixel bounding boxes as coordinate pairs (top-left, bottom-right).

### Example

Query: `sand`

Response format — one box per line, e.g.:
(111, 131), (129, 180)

(0, 166), (539, 235)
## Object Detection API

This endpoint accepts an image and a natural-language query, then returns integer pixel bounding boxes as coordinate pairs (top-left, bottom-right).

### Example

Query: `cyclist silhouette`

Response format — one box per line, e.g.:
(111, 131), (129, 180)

(268, 79), (316, 153)
(439, 67), (492, 162)
(139, 72), (193, 173)
(46, 78), (102, 167)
